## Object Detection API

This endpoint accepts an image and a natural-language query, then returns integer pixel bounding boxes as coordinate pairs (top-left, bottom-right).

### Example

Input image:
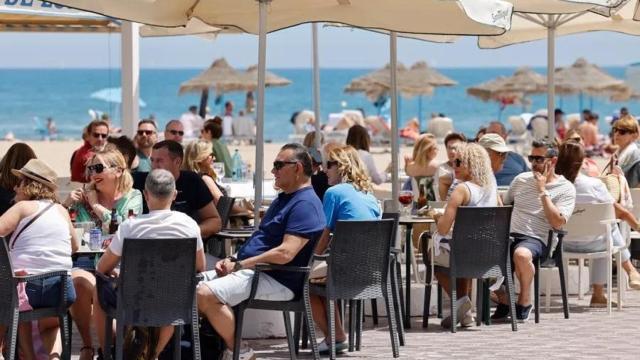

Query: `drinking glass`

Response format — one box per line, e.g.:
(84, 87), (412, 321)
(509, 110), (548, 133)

(75, 221), (95, 246)
(398, 190), (414, 217)
(213, 162), (225, 180)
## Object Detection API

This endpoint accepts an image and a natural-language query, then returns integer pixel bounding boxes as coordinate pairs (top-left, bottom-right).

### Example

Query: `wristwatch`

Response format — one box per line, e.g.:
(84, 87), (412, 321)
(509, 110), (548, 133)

(539, 190), (551, 199)
(228, 256), (243, 272)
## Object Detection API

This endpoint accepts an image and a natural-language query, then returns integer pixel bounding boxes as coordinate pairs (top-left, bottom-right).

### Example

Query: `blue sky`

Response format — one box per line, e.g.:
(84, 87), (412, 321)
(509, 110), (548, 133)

(1, 25), (639, 69)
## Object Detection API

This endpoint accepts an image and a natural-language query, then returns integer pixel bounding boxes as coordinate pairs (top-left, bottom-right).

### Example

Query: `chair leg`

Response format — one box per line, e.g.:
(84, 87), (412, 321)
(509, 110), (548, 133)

(545, 269), (552, 313)
(617, 252), (624, 311)
(6, 307), (18, 360)
(282, 311), (297, 360)
(233, 307), (245, 360)
(383, 286), (400, 358)
(293, 312), (302, 354)
(450, 276), (457, 334)
(303, 292), (320, 360)
(370, 299), (379, 325)
(423, 284), (431, 328)
(328, 300), (336, 360)
(395, 259), (405, 321)
(389, 269), (404, 345)
(437, 285), (443, 318)
(355, 300), (363, 352)
(172, 325), (181, 360)
(557, 254), (570, 319)
(475, 279), (483, 327)
(191, 311), (201, 360)
(104, 316), (113, 360)
(301, 315), (309, 349)
(59, 313), (71, 360)
(577, 258), (584, 300)
(505, 269), (518, 332)
(114, 321), (124, 360)
(534, 261), (540, 324)
(608, 252), (613, 315)
(348, 300), (355, 352)
(483, 280), (491, 326)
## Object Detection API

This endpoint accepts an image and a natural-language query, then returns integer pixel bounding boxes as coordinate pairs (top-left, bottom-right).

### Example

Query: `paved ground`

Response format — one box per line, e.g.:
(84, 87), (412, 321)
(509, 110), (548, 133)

(69, 288), (640, 359)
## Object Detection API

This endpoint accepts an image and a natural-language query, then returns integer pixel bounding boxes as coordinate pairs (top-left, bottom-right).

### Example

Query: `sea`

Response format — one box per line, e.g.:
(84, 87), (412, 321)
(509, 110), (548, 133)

(0, 67), (636, 141)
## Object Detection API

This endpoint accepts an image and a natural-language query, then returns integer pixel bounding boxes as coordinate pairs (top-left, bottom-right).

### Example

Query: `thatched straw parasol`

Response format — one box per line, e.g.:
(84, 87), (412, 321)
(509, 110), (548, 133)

(467, 67), (546, 102)
(344, 63), (411, 101)
(216, 65), (292, 93)
(554, 58), (627, 95)
(178, 58), (242, 95)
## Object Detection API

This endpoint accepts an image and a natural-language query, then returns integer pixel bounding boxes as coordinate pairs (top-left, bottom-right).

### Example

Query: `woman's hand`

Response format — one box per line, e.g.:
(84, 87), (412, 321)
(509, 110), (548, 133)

(64, 188), (84, 207)
(84, 188), (98, 207)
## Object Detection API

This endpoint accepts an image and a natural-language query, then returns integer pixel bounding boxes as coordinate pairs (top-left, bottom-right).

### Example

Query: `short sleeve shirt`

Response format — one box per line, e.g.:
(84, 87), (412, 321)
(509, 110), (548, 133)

(323, 183), (380, 231)
(109, 210), (203, 256)
(504, 172), (576, 246)
(133, 171), (214, 220)
(236, 186), (325, 293)
(495, 152), (529, 186)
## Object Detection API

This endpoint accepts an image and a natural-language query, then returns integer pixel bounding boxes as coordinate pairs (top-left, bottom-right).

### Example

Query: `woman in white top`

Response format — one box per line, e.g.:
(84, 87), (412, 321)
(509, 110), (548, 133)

(346, 124), (387, 185)
(431, 143), (497, 328)
(0, 159), (78, 359)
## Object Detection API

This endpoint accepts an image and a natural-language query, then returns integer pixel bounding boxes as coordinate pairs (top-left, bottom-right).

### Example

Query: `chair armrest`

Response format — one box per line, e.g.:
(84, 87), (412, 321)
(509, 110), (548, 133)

(390, 248), (401, 255)
(313, 254), (329, 262)
(15, 270), (69, 283)
(195, 273), (205, 282)
(254, 263), (310, 273)
(551, 228), (567, 237)
(599, 219), (620, 225)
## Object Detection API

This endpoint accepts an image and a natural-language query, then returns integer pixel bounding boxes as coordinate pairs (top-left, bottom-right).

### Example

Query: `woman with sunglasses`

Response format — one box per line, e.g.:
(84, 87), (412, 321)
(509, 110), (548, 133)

(309, 145), (381, 354)
(405, 133), (439, 202)
(430, 143), (497, 329)
(613, 115), (640, 187)
(63, 148), (142, 360)
(564, 129), (600, 177)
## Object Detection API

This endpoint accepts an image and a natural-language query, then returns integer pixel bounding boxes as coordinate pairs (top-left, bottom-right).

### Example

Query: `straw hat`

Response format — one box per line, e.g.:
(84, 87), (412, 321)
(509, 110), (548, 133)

(478, 133), (510, 153)
(11, 159), (58, 190)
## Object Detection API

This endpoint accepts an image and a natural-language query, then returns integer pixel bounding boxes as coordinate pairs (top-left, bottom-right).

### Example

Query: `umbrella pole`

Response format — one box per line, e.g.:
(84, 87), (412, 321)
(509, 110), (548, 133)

(199, 89), (209, 119)
(390, 32), (399, 213)
(312, 23), (322, 151)
(254, 0), (268, 227)
(121, 21), (140, 138)
(546, 18), (556, 141)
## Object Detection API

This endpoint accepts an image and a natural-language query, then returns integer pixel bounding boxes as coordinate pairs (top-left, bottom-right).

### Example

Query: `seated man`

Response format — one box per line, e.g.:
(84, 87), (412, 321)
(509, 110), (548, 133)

(493, 140), (576, 322)
(485, 121), (529, 186)
(197, 143), (325, 360)
(94, 169), (206, 358)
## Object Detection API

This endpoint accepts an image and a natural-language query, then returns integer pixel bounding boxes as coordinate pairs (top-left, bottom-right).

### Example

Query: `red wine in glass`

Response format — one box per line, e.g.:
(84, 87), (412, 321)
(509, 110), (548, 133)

(398, 194), (413, 206)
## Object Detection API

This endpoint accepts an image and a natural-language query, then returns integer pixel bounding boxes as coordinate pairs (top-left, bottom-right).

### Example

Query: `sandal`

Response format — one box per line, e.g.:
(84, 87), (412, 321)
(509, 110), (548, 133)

(80, 346), (95, 360)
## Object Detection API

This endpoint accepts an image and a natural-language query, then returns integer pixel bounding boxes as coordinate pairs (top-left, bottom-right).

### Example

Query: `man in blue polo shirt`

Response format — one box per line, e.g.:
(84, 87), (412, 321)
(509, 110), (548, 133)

(197, 143), (325, 360)
(486, 121), (529, 186)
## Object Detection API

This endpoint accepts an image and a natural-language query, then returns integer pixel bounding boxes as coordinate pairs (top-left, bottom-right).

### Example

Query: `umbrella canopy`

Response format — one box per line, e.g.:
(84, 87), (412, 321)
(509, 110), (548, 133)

(216, 65), (292, 93)
(178, 58), (243, 95)
(344, 63), (413, 101)
(554, 57), (628, 95)
(91, 87), (146, 107)
(47, 0), (513, 35)
(467, 67), (546, 101)
(0, 1), (119, 32)
(140, 18), (239, 38)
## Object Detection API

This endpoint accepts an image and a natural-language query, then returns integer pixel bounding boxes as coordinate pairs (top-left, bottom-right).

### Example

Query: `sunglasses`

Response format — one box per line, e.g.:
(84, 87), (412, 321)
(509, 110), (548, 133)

(168, 129), (184, 136)
(527, 155), (548, 164)
(326, 160), (339, 169)
(614, 128), (634, 135)
(92, 132), (108, 139)
(137, 130), (156, 136)
(453, 159), (463, 168)
(273, 160), (298, 170)
(87, 163), (112, 174)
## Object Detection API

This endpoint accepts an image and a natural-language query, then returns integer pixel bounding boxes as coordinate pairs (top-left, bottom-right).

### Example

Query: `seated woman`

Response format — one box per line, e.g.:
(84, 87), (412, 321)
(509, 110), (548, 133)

(63, 148), (142, 360)
(555, 142), (640, 307)
(405, 133), (439, 201)
(310, 145), (381, 354)
(0, 142), (37, 216)
(430, 143), (497, 328)
(0, 159), (79, 359)
(564, 129), (600, 177)
(346, 124), (387, 185)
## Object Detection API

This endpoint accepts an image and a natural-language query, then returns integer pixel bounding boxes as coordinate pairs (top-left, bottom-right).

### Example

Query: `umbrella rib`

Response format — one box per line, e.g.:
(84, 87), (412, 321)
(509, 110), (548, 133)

(555, 12), (588, 27)
(516, 13), (545, 27)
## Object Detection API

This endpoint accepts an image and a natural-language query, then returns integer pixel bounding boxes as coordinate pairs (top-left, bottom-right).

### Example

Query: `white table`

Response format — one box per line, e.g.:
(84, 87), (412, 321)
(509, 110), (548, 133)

(220, 179), (278, 200)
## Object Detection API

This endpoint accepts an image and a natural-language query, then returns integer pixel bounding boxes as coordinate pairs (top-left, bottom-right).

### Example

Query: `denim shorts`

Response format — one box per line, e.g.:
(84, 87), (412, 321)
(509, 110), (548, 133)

(96, 275), (118, 312)
(26, 275), (76, 309)
(511, 233), (547, 259)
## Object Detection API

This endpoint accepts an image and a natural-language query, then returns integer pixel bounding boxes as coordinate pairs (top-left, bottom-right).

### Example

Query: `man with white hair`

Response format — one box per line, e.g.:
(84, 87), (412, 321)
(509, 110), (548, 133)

(485, 121), (529, 186)
(164, 119), (185, 143)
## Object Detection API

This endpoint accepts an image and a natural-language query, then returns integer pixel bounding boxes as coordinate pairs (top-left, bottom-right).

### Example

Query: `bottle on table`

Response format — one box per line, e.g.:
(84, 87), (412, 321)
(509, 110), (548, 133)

(108, 208), (119, 235)
(417, 182), (427, 210)
(127, 209), (136, 220)
(69, 208), (77, 225)
(232, 149), (243, 181)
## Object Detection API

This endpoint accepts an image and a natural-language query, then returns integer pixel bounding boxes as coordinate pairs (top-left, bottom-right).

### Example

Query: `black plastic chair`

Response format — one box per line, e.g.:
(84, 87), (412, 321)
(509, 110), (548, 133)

(448, 206), (518, 333)
(0, 239), (72, 360)
(310, 219), (400, 359)
(534, 229), (569, 323)
(232, 232), (322, 360)
(217, 196), (236, 228)
(206, 196), (237, 257)
(420, 232), (444, 328)
(97, 237), (201, 360)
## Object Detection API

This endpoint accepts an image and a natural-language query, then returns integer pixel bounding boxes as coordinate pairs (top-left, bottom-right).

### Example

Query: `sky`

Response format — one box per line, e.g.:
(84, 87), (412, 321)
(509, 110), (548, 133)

(1, 25), (640, 69)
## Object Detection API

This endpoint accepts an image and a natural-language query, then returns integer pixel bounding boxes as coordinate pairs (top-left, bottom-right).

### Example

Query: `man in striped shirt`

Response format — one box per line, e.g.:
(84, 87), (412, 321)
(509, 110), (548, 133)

(493, 140), (576, 322)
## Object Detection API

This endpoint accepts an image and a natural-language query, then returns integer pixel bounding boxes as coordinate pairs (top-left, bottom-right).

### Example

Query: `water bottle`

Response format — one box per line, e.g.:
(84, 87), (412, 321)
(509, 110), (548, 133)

(89, 227), (102, 251)
(232, 149), (242, 181)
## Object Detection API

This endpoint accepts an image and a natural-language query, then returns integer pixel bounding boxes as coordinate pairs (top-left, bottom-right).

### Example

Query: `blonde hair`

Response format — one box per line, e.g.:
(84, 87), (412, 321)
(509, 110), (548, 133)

(89, 149), (133, 194)
(183, 141), (216, 180)
(328, 145), (373, 193)
(614, 115), (639, 134)
(19, 177), (58, 203)
(412, 133), (437, 167)
(459, 143), (493, 188)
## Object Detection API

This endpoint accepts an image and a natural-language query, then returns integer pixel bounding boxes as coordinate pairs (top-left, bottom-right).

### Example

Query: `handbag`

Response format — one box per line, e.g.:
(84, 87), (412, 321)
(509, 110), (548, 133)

(598, 158), (621, 203)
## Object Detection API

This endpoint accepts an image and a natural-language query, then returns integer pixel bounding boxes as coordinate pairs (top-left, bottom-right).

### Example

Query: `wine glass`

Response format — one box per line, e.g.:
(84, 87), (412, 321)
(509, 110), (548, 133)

(212, 162), (225, 180)
(398, 190), (414, 217)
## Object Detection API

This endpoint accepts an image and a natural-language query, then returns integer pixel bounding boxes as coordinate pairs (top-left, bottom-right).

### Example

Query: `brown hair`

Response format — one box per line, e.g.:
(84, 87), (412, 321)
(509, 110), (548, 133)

(346, 125), (371, 152)
(555, 142), (585, 183)
(19, 177), (58, 202)
(303, 131), (324, 148)
(203, 119), (223, 139)
(614, 115), (639, 134)
(0, 143), (37, 190)
(87, 119), (110, 134)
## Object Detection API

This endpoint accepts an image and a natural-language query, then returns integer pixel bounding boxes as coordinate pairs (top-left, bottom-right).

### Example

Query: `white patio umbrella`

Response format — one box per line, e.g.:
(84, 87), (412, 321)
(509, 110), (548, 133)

(51, 0), (514, 219)
(478, 0), (639, 139)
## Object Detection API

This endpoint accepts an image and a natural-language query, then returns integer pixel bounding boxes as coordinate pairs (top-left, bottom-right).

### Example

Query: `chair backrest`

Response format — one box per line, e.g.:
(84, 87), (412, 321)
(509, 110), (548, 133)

(630, 189), (640, 219)
(327, 219), (395, 300)
(117, 237), (198, 327)
(216, 196), (236, 228)
(382, 212), (400, 250)
(563, 203), (615, 241)
(449, 206), (513, 279)
(0, 240), (18, 325)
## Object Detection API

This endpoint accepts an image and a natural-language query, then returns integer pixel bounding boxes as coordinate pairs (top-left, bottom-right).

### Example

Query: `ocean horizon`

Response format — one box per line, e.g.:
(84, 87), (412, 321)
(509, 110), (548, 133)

(1, 66), (637, 141)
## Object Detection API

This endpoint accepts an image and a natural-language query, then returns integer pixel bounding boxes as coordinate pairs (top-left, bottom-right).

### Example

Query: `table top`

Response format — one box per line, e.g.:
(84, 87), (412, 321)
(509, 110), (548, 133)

(220, 179), (278, 200)
(399, 216), (436, 224)
(217, 228), (254, 239)
(75, 245), (105, 255)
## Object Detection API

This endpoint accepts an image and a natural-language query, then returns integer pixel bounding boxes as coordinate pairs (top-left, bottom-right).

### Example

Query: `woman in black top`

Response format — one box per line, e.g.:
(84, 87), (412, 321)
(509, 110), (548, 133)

(0, 143), (37, 215)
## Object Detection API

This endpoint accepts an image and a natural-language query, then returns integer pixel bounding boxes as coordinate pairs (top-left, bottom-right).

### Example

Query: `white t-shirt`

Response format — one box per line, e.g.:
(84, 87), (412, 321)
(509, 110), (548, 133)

(504, 172), (576, 245)
(358, 149), (385, 185)
(179, 112), (204, 138)
(223, 115), (233, 138)
(109, 209), (203, 256)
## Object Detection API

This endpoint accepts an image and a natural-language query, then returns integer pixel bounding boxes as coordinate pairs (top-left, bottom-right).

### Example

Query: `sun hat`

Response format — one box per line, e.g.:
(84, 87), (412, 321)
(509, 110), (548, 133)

(478, 133), (510, 153)
(11, 159), (58, 190)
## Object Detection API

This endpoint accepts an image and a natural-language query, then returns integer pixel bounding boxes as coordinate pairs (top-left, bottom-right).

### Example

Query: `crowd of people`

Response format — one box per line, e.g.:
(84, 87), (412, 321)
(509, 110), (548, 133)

(0, 104), (639, 358)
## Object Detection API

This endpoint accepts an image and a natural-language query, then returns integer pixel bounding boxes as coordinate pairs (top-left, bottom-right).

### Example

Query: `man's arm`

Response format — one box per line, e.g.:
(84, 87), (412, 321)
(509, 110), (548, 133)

(197, 201), (222, 238)
(195, 248), (206, 273)
(314, 228), (332, 255)
(97, 248), (120, 276)
(238, 234), (309, 269)
(540, 195), (568, 230)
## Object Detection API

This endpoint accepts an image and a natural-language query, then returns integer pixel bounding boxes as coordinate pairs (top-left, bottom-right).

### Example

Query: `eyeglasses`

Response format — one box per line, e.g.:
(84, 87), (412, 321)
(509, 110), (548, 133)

(326, 160), (339, 169)
(87, 163), (112, 174)
(137, 130), (156, 136)
(527, 155), (548, 164)
(92, 132), (108, 139)
(168, 129), (184, 136)
(614, 128), (634, 135)
(453, 159), (462, 168)
(273, 160), (298, 170)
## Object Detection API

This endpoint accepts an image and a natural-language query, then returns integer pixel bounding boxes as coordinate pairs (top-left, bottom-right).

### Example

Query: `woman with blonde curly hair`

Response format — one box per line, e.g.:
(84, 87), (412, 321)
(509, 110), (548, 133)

(310, 145), (380, 354)
(430, 143), (497, 329)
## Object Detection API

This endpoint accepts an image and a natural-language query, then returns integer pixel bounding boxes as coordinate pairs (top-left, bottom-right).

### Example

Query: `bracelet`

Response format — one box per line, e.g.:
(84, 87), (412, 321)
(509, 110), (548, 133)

(539, 190), (550, 199)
